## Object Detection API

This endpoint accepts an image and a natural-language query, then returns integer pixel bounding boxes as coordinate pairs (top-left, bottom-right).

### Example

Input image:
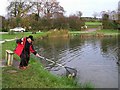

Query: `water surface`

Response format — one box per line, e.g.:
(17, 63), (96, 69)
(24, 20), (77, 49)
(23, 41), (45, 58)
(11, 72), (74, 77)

(35, 36), (118, 88)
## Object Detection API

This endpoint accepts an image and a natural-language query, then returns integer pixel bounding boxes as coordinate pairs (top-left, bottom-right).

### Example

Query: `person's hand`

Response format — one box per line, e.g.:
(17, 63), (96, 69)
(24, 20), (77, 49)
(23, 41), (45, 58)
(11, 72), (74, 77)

(21, 42), (23, 44)
(36, 53), (41, 57)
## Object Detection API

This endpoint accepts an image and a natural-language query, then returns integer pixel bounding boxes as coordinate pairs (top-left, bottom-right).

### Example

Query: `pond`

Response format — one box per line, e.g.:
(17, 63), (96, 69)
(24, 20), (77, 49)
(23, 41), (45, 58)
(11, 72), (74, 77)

(34, 36), (119, 88)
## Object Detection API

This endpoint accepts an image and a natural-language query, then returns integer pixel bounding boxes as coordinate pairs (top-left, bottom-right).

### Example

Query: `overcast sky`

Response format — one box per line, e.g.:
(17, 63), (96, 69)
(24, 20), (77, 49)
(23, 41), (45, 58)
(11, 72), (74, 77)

(58, 0), (119, 17)
(0, 0), (119, 17)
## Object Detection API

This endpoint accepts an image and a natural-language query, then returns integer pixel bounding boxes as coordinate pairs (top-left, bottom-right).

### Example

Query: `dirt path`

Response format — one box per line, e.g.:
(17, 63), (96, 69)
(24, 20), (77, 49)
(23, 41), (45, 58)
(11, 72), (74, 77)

(0, 59), (19, 69)
(0, 32), (8, 34)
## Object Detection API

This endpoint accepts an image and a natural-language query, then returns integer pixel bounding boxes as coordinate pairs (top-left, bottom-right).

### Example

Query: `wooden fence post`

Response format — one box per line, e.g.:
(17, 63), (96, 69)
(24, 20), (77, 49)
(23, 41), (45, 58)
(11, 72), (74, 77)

(6, 50), (14, 66)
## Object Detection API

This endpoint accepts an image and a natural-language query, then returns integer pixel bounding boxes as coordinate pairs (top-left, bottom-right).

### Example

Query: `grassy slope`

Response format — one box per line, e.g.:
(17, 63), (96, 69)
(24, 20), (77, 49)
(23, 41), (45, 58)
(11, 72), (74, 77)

(2, 62), (80, 88)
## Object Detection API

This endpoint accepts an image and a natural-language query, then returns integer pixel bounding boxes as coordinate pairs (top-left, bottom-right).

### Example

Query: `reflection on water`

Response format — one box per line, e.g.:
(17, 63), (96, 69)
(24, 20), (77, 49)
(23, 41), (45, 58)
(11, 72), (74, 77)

(35, 36), (118, 88)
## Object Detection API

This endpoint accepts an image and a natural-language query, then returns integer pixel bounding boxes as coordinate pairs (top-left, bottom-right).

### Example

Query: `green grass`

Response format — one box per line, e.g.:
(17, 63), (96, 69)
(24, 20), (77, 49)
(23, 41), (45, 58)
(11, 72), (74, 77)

(1, 32), (93, 88)
(2, 62), (81, 88)
(85, 22), (102, 28)
(94, 29), (119, 35)
(69, 29), (120, 36)
(2, 41), (16, 59)
(2, 32), (45, 40)
(85, 22), (102, 26)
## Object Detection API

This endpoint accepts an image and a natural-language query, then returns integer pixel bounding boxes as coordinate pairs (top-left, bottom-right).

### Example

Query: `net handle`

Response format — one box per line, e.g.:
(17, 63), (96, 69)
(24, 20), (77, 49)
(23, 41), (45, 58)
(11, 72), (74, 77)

(39, 56), (77, 73)
(39, 56), (65, 68)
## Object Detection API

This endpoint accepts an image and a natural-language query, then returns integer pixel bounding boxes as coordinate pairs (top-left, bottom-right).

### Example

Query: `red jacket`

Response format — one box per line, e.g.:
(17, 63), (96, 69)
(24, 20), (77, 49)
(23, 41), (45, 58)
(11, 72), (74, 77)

(14, 37), (36, 56)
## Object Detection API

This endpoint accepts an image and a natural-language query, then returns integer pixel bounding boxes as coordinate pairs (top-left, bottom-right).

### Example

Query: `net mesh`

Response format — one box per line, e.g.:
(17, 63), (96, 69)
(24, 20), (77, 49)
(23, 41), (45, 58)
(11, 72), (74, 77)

(65, 67), (77, 78)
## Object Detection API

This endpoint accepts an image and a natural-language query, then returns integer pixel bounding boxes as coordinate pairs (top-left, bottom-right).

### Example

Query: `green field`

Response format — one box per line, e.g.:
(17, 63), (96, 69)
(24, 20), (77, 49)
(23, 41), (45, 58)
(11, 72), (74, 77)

(85, 22), (102, 28)
(85, 22), (102, 26)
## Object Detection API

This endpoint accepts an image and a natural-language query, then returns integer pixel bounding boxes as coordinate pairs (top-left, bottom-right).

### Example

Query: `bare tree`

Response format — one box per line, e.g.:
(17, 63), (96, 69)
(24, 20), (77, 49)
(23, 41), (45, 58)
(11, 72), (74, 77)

(7, 0), (34, 26)
(7, 0), (34, 18)
(32, 0), (45, 19)
(76, 11), (82, 18)
(110, 10), (117, 20)
(42, 0), (65, 18)
(100, 10), (118, 20)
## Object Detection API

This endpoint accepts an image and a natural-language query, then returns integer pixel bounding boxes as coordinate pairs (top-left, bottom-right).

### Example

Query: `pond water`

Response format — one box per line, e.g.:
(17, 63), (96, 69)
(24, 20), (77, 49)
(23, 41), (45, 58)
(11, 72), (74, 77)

(34, 36), (119, 88)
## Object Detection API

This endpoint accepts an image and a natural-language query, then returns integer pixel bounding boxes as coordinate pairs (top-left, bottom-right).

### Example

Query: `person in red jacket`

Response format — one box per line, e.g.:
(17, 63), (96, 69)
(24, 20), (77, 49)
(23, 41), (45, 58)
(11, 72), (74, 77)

(14, 35), (40, 70)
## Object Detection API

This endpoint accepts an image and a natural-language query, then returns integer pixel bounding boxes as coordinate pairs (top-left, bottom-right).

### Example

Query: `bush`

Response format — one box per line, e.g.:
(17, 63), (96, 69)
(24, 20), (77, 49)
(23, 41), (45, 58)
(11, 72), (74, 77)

(2, 28), (8, 32)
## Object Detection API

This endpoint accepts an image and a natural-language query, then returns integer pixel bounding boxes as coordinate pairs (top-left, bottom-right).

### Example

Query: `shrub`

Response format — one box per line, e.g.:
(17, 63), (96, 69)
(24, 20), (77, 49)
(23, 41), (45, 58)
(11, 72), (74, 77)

(2, 28), (8, 32)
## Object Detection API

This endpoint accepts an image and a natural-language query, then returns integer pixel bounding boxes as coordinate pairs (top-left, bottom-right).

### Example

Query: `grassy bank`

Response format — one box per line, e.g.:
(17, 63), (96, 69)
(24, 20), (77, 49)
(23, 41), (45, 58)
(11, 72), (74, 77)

(1, 32), (93, 88)
(94, 29), (119, 35)
(2, 61), (80, 88)
(70, 29), (120, 36)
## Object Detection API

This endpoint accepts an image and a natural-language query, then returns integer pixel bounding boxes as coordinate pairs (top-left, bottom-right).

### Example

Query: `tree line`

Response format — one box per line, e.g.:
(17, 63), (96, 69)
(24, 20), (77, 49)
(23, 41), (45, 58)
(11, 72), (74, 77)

(1, 0), (86, 31)
(1, 0), (120, 32)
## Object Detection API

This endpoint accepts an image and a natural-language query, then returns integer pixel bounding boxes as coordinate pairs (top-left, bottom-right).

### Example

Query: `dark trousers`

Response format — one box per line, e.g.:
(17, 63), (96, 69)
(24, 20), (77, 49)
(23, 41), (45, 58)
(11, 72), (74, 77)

(20, 51), (30, 67)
